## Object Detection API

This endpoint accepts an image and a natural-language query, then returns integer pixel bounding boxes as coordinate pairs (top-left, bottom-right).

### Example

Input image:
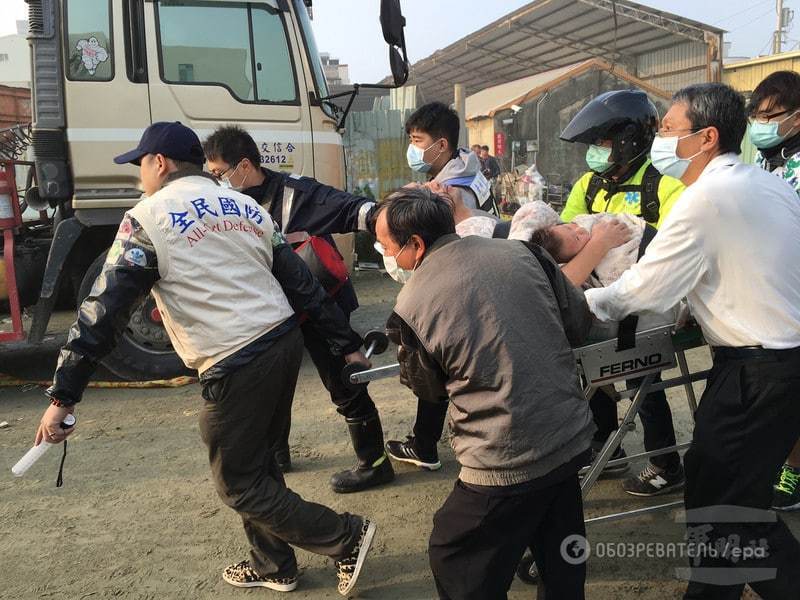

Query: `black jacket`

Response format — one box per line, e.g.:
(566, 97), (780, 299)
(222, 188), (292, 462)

(242, 169), (376, 315)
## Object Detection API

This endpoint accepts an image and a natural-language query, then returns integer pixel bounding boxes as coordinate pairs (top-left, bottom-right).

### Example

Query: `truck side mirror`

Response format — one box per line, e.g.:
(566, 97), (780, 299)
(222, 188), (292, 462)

(380, 0), (409, 87)
(389, 46), (408, 87)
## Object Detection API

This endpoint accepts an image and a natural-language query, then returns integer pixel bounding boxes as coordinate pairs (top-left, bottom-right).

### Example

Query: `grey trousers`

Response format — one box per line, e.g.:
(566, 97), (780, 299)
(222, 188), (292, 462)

(199, 327), (362, 577)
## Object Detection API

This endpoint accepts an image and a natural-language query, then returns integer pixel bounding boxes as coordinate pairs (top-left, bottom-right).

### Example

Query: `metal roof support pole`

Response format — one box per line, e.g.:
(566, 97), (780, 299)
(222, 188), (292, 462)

(454, 84), (467, 148)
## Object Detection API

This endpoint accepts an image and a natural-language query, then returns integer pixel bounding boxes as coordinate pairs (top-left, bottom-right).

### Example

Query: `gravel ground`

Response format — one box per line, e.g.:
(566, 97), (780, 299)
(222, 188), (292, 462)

(1, 271), (796, 599)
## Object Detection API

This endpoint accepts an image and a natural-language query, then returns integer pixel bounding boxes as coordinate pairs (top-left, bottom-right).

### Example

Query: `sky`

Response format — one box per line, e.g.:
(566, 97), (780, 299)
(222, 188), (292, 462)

(1, 0), (796, 83)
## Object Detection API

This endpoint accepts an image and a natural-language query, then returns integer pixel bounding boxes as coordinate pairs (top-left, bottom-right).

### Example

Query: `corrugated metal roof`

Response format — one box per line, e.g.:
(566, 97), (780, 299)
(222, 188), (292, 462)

(465, 58), (671, 120)
(722, 50), (800, 70)
(465, 62), (584, 120)
(399, 0), (723, 105)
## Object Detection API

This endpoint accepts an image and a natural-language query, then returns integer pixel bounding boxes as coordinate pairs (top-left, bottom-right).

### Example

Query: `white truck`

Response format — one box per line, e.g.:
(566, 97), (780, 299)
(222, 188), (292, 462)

(0, 0), (408, 378)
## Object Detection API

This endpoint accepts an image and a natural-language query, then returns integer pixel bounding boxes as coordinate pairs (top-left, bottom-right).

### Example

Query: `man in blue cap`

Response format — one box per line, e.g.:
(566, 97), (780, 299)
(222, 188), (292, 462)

(32, 121), (377, 596)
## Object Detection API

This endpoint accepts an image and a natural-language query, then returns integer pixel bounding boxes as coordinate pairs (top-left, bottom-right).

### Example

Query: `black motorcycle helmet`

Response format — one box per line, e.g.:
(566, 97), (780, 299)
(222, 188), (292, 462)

(560, 90), (659, 173)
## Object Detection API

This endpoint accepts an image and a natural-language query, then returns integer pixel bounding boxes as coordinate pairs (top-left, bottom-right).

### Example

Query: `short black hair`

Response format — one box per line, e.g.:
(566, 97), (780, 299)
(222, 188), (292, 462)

(480, 145), (490, 152)
(375, 187), (455, 248)
(672, 83), (747, 155)
(748, 70), (800, 115)
(404, 102), (460, 151)
(203, 125), (261, 168)
(530, 227), (563, 261)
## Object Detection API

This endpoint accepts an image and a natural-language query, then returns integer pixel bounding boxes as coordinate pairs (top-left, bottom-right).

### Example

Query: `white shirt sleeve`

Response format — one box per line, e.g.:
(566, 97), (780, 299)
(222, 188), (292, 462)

(585, 193), (711, 322)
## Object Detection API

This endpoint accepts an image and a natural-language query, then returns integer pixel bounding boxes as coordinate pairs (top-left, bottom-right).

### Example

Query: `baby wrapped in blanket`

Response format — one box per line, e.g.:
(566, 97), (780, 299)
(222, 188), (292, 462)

(509, 201), (680, 339)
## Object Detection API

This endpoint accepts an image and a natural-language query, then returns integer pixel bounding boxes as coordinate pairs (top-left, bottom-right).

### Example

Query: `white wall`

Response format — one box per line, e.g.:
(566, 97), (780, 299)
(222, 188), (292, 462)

(0, 34), (30, 88)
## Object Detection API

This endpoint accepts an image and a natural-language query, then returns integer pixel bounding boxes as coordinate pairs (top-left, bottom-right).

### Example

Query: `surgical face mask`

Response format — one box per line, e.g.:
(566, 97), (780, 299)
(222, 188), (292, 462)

(749, 110), (799, 150)
(406, 139), (444, 173)
(375, 240), (416, 284)
(650, 130), (705, 180)
(219, 161), (244, 191)
(585, 144), (613, 173)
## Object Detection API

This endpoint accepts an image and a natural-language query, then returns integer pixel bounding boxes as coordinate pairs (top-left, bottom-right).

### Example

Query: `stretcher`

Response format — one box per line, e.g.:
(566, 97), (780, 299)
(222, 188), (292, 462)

(349, 322), (710, 523)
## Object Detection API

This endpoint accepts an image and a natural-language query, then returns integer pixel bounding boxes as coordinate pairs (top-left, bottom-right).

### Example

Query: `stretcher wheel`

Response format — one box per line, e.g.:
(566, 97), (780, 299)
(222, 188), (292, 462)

(363, 330), (389, 355)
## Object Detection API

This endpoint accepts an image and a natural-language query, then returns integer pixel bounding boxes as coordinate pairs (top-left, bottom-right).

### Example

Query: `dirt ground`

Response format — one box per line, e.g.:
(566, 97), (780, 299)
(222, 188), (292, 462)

(1, 271), (797, 600)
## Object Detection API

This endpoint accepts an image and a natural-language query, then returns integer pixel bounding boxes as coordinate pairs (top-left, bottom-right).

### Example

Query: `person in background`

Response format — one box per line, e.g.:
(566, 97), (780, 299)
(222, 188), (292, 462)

(747, 70), (800, 512)
(479, 145), (501, 180)
(470, 143), (484, 164)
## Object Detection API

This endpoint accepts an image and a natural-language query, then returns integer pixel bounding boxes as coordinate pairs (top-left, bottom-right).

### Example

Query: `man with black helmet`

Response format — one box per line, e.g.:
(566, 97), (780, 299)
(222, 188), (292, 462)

(560, 90), (686, 498)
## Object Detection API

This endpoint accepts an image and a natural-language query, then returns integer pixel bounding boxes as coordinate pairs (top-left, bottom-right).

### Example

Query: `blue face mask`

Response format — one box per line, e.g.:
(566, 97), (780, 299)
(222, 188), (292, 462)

(650, 130), (705, 180)
(406, 139), (444, 173)
(585, 144), (613, 173)
(749, 110), (799, 150)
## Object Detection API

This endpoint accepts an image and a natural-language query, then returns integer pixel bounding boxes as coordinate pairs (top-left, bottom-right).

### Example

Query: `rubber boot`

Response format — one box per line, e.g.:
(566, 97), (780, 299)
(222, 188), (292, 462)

(330, 412), (395, 493)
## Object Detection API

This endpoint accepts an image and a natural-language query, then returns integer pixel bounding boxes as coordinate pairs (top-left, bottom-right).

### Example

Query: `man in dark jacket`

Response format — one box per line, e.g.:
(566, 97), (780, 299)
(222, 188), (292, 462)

(373, 187), (594, 600)
(204, 125), (393, 494)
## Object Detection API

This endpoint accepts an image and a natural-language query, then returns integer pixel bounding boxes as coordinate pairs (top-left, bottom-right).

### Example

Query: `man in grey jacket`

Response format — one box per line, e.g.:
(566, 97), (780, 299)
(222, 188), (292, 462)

(373, 187), (594, 600)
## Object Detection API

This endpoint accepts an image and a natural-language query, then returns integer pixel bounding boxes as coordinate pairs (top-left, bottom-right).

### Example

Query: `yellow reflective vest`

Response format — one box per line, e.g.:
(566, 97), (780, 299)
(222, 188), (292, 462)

(561, 160), (685, 229)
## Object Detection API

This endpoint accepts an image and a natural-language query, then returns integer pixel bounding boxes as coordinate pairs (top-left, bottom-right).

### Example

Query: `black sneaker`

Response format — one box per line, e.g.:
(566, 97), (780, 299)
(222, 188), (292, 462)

(772, 464), (800, 511)
(584, 442), (629, 476)
(222, 560), (298, 592)
(623, 462), (685, 497)
(385, 436), (441, 470)
(336, 518), (377, 596)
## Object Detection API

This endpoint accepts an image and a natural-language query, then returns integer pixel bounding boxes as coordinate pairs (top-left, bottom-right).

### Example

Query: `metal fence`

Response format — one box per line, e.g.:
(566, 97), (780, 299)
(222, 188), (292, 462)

(342, 109), (423, 198)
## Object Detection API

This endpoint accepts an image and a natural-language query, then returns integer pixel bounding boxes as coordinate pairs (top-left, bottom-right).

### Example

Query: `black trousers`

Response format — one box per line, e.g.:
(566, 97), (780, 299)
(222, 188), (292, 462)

(199, 328), (361, 577)
(683, 347), (800, 600)
(429, 475), (586, 600)
(590, 374), (680, 471)
(272, 318), (378, 457)
(300, 318), (377, 419)
(412, 395), (449, 455)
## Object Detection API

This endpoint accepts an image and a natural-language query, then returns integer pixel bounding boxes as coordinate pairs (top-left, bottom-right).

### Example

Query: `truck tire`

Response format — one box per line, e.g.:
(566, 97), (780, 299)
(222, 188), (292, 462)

(78, 252), (192, 381)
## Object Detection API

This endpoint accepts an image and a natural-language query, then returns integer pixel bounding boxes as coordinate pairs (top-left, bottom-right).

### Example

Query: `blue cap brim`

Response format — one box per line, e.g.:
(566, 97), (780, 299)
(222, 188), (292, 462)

(113, 148), (147, 165)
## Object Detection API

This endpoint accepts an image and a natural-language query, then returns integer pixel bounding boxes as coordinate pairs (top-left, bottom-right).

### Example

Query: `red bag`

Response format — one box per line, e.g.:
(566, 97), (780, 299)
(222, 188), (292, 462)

(292, 234), (350, 296)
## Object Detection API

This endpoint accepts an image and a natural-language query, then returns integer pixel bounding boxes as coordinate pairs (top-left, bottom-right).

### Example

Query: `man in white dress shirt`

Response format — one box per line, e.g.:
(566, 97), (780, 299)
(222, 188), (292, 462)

(586, 83), (800, 599)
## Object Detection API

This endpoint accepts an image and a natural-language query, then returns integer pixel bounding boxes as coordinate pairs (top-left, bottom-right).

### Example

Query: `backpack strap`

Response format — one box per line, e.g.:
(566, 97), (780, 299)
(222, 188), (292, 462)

(585, 164), (662, 224)
(639, 163), (662, 225)
(584, 174), (604, 214)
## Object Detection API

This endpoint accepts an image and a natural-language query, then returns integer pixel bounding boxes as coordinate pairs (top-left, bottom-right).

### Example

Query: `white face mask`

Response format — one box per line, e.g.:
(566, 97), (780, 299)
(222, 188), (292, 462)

(220, 161), (244, 191)
(650, 130), (705, 180)
(375, 239), (417, 284)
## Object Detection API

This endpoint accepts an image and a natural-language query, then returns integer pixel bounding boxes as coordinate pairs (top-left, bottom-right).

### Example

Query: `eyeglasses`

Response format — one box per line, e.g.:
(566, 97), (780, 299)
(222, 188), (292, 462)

(749, 109), (798, 124)
(655, 128), (701, 138)
(210, 160), (242, 180)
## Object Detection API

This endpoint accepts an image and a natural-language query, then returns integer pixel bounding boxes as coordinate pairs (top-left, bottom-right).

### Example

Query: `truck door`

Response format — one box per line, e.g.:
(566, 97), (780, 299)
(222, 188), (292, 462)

(144, 0), (310, 175)
(62, 0), (152, 204)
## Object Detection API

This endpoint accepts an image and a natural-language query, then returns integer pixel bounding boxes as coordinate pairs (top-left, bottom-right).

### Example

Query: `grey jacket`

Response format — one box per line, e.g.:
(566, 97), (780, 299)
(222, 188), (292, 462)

(387, 235), (595, 486)
(432, 149), (490, 210)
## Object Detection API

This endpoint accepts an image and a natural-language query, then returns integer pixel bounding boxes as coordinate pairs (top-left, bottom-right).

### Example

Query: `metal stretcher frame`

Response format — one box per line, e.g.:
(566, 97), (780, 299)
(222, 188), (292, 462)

(348, 323), (711, 524)
(574, 323), (710, 524)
